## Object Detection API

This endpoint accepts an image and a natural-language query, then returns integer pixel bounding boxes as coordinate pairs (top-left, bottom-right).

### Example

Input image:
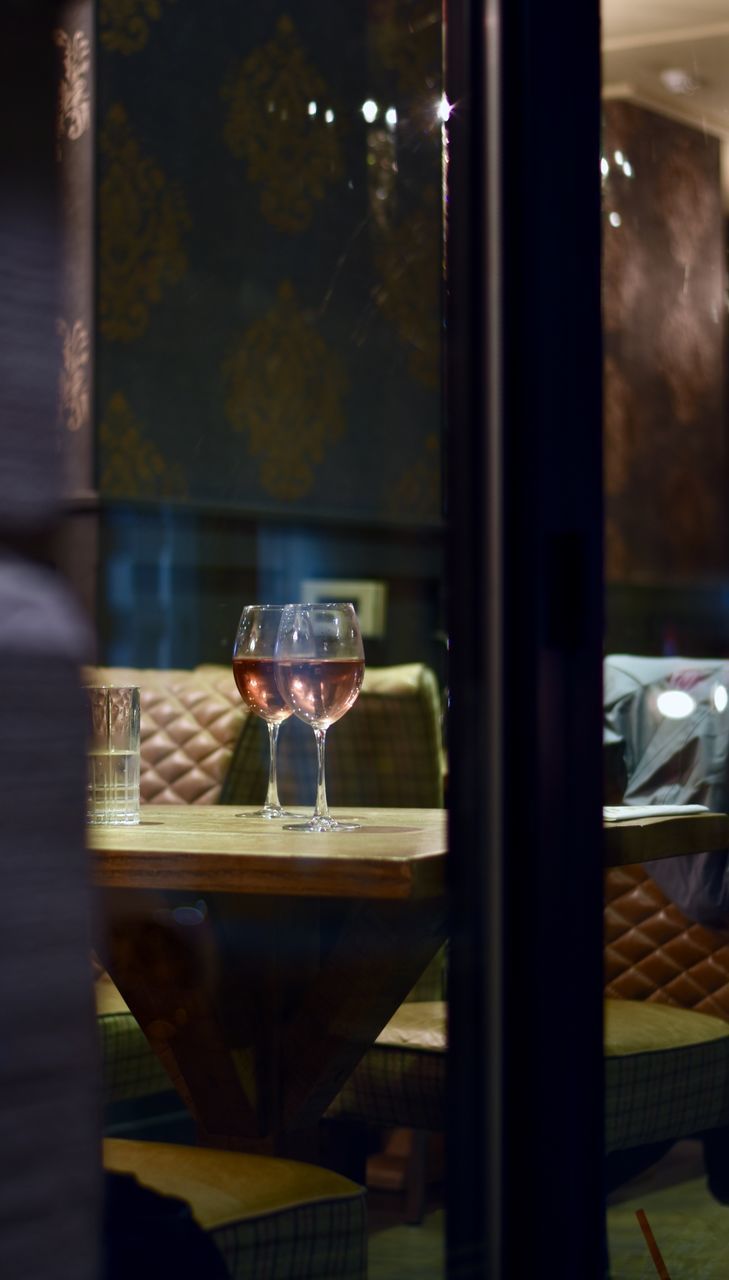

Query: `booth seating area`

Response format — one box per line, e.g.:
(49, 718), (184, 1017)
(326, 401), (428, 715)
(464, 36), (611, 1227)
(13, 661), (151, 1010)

(93, 651), (729, 1267)
(602, 654), (729, 1210)
(91, 661), (447, 1263)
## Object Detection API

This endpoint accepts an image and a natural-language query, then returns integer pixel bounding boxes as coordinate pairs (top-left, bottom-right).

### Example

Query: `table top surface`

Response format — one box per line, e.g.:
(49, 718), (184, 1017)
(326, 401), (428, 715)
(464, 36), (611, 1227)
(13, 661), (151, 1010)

(89, 803), (729, 888)
(602, 810), (729, 867)
(90, 804), (447, 900)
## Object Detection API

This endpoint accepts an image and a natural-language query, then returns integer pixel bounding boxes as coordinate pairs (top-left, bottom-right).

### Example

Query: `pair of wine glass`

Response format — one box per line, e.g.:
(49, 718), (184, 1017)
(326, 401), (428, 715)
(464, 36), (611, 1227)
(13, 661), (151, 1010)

(232, 602), (365, 833)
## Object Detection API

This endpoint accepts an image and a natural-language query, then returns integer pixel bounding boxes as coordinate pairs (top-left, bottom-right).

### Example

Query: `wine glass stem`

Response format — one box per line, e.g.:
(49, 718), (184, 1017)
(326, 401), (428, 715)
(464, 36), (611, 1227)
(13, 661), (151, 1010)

(312, 727), (330, 820)
(265, 721), (282, 811)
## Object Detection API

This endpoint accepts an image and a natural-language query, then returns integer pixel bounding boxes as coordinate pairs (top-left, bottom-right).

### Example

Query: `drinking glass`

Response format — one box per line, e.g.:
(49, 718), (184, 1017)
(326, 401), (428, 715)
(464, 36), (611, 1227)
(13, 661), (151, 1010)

(232, 604), (299, 819)
(274, 602), (365, 832)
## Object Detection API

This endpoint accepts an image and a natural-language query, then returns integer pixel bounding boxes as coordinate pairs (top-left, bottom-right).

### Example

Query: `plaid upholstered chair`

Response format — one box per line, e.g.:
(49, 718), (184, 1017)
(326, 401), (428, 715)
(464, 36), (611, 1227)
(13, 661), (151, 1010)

(104, 1137), (367, 1280)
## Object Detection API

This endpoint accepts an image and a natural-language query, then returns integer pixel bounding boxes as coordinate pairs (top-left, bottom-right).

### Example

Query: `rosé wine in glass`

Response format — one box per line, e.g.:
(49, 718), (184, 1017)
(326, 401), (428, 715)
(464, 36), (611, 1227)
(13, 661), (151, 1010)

(274, 658), (364, 728)
(232, 605), (299, 819)
(275, 603), (365, 833)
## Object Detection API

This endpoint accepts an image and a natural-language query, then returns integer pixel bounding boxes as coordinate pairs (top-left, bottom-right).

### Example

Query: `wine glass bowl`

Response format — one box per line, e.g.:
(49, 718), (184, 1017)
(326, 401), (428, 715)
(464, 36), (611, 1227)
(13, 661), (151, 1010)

(232, 604), (299, 819)
(275, 603), (365, 832)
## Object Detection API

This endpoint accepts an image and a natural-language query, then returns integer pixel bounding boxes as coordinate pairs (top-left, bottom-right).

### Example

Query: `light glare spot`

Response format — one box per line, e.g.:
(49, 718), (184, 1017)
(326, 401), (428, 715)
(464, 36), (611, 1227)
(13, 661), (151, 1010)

(600, 157), (609, 177)
(715, 685), (728, 713)
(614, 150), (624, 165)
(385, 107), (398, 128)
(623, 160), (633, 177)
(609, 211), (622, 228)
(656, 690), (696, 720)
(437, 94), (452, 122)
(362, 99), (378, 123)
(308, 101), (317, 116)
(325, 108), (334, 124)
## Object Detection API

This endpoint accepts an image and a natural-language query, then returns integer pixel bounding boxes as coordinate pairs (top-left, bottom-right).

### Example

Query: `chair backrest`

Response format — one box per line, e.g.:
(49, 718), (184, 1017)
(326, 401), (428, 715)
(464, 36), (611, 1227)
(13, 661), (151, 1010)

(219, 662), (445, 810)
(89, 665), (244, 804)
(604, 653), (729, 1020)
(604, 654), (729, 811)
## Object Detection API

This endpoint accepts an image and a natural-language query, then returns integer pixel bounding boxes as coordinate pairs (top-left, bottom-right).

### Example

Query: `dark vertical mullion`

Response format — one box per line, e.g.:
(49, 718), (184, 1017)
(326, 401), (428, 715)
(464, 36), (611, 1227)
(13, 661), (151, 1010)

(445, 1), (604, 1275)
(444, 0), (498, 1274)
(500, 2), (604, 1273)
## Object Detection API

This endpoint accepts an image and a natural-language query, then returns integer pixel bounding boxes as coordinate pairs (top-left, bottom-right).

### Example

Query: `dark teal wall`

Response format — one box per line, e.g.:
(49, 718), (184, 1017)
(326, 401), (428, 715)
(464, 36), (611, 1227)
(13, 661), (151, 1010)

(96, 1), (443, 526)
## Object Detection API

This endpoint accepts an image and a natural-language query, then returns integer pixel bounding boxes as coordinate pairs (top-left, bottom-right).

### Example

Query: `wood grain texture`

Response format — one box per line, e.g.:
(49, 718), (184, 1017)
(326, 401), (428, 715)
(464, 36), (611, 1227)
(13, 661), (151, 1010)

(93, 805), (448, 1152)
(90, 805), (447, 899)
(603, 812), (729, 868)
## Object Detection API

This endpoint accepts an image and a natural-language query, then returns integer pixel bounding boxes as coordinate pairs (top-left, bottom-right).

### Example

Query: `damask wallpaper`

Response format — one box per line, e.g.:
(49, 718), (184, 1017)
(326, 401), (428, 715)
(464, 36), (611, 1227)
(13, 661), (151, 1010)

(96, 0), (443, 524)
(603, 101), (727, 583)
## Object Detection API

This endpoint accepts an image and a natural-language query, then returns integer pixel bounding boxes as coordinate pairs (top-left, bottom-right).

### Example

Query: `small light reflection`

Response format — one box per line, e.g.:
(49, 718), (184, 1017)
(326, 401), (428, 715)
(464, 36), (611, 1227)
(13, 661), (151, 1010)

(362, 99), (378, 123)
(308, 101), (317, 116)
(715, 685), (728, 713)
(608, 211), (622, 228)
(623, 160), (633, 177)
(600, 157), (610, 177)
(614, 149), (624, 165)
(385, 107), (398, 128)
(437, 94), (452, 123)
(656, 690), (696, 719)
(325, 109), (335, 124)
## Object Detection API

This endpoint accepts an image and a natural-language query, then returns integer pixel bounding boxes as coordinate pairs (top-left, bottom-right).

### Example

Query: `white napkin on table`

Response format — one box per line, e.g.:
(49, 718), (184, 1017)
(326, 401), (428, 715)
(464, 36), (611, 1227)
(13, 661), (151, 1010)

(603, 804), (710, 822)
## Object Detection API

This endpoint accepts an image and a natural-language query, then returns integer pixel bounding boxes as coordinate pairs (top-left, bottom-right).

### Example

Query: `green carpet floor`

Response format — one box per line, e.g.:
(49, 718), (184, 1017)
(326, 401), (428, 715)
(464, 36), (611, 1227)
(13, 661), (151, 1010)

(607, 1140), (729, 1278)
(368, 1191), (444, 1279)
(368, 1142), (729, 1279)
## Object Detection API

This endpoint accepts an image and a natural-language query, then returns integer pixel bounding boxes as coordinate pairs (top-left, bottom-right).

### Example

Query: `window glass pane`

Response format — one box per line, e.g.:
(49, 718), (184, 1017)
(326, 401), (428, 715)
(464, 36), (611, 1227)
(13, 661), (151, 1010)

(603, 4), (729, 1271)
(92, 5), (447, 1277)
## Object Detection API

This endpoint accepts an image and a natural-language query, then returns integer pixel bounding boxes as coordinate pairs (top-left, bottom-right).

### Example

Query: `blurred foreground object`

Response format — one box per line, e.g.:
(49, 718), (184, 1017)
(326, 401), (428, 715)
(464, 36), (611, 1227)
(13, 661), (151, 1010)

(0, 4), (100, 1277)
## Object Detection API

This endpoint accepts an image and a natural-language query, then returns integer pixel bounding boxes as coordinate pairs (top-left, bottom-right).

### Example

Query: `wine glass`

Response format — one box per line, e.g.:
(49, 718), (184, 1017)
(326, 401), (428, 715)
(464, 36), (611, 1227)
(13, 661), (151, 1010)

(274, 602), (365, 832)
(232, 604), (299, 819)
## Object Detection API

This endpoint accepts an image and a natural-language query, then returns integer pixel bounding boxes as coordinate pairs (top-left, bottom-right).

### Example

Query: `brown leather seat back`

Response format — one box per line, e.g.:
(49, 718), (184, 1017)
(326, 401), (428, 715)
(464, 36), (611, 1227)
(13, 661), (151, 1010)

(89, 666), (245, 804)
(605, 863), (729, 1021)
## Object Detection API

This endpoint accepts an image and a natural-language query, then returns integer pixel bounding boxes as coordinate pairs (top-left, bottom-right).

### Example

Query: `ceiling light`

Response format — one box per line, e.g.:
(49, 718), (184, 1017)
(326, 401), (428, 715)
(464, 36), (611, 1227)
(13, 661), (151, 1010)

(659, 68), (703, 96)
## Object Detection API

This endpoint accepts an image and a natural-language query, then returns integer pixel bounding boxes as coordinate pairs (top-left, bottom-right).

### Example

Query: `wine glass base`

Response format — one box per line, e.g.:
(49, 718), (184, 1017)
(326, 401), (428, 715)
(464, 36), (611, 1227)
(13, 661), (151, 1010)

(236, 806), (303, 820)
(283, 816), (361, 833)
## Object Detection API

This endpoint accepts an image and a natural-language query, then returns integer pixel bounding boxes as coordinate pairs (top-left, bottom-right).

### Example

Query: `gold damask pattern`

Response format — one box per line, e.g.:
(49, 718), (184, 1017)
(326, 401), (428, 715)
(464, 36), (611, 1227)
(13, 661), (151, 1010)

(99, 104), (191, 341)
(222, 15), (343, 234)
(100, 392), (186, 498)
(58, 318), (90, 433)
(99, 0), (176, 55)
(371, 0), (441, 98)
(374, 190), (440, 388)
(224, 281), (346, 501)
(54, 28), (91, 143)
(389, 432), (439, 520)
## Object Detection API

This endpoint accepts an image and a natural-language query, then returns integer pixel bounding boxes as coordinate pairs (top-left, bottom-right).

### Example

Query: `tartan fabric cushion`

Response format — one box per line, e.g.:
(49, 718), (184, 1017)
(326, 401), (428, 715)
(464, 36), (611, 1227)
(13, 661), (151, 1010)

(219, 663), (444, 810)
(327, 1002), (446, 1131)
(99, 1009), (172, 1105)
(96, 974), (171, 1105)
(213, 1195), (366, 1280)
(604, 998), (729, 1152)
(104, 1139), (367, 1280)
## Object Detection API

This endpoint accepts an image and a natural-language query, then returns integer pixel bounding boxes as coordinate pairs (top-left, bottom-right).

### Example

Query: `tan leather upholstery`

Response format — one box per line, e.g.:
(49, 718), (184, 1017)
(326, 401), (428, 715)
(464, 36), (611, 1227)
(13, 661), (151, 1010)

(87, 666), (244, 804)
(104, 1139), (367, 1279)
(104, 1138), (364, 1231)
(605, 865), (729, 1021)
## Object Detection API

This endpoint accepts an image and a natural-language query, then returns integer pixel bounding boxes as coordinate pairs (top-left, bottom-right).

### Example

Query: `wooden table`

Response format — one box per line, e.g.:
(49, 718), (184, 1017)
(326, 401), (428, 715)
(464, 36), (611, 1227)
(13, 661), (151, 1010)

(603, 810), (729, 867)
(91, 805), (447, 1157)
